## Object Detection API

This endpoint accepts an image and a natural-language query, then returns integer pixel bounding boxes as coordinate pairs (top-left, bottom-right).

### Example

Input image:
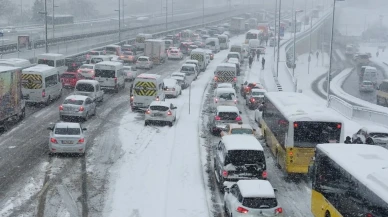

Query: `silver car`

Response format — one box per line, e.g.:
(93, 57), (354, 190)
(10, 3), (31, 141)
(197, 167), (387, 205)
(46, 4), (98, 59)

(47, 122), (87, 155)
(59, 95), (96, 121)
(136, 56), (154, 69)
(359, 80), (374, 92)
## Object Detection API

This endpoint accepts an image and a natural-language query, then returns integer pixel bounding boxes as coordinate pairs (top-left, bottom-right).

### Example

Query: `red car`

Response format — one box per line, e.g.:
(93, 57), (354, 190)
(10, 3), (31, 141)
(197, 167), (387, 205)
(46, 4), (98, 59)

(61, 72), (85, 88)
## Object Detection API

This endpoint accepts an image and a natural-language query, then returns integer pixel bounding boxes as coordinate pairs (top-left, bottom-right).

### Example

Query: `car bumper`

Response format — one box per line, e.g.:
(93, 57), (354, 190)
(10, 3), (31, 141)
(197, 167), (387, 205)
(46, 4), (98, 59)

(145, 115), (173, 122)
(60, 111), (87, 118)
(168, 55), (181, 59)
(49, 143), (85, 153)
(164, 90), (178, 96)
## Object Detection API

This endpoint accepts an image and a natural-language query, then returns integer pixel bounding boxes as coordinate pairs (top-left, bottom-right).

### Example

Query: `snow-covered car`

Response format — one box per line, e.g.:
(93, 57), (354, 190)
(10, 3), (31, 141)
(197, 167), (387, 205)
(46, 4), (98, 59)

(209, 106), (242, 136)
(359, 80), (374, 92)
(171, 72), (188, 89)
(213, 87), (238, 109)
(119, 51), (137, 63)
(47, 122), (87, 155)
(227, 57), (241, 75)
(144, 101), (177, 127)
(59, 95), (97, 121)
(241, 81), (264, 99)
(185, 59), (200, 73)
(163, 78), (182, 98)
(220, 123), (256, 137)
(168, 49), (183, 60)
(77, 64), (95, 79)
(246, 89), (267, 110)
(1, 26), (17, 34)
(180, 64), (198, 79)
(224, 180), (283, 217)
(352, 126), (388, 145)
(214, 135), (267, 190)
(123, 65), (139, 81)
(216, 83), (234, 89)
(204, 49), (214, 60)
(136, 56), (153, 69)
(187, 45), (198, 54)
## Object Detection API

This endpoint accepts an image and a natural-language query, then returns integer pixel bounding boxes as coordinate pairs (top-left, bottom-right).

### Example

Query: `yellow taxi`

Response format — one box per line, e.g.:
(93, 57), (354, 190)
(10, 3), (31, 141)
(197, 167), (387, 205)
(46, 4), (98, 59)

(220, 123), (256, 137)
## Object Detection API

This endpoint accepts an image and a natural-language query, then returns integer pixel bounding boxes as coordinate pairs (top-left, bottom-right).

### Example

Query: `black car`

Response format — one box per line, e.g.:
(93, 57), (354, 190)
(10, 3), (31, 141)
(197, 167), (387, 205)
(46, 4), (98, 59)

(214, 135), (267, 192)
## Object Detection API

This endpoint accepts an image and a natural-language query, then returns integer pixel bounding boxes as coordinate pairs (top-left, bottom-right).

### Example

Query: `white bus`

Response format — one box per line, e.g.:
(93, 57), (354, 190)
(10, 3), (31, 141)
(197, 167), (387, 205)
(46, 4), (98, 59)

(37, 53), (66, 75)
(258, 92), (345, 175)
(245, 29), (263, 44)
(21, 64), (62, 105)
(0, 58), (33, 69)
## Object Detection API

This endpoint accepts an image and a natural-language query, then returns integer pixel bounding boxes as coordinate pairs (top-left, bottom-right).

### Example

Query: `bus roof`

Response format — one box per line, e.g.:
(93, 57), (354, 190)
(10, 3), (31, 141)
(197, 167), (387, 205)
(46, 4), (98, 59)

(0, 66), (20, 72)
(0, 58), (31, 67)
(247, 29), (262, 34)
(317, 143), (388, 204)
(23, 64), (55, 73)
(38, 53), (64, 58)
(265, 92), (340, 122)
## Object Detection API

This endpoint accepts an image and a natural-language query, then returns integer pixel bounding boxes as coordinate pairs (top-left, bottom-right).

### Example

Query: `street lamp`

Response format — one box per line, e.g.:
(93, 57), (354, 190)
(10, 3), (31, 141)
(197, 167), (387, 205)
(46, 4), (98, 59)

(273, 0), (278, 61)
(38, 0), (48, 53)
(326, 0), (344, 106)
(165, 0), (168, 31)
(122, 0), (127, 27)
(276, 0), (282, 77)
(114, 0), (121, 43)
(292, 9), (304, 84)
(52, 0), (59, 39)
(19, 0), (23, 26)
(202, 0), (205, 27)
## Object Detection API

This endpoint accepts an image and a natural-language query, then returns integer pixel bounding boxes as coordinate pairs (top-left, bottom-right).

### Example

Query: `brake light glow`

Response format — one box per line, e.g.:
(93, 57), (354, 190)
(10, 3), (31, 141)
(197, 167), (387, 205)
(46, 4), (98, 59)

(79, 106), (85, 111)
(167, 110), (172, 115)
(130, 96), (134, 101)
(235, 116), (242, 121)
(289, 152), (293, 156)
(234, 99), (237, 104)
(145, 109), (151, 114)
(50, 138), (58, 144)
(294, 123), (298, 128)
(42, 89), (46, 97)
(233, 77), (237, 81)
(214, 76), (218, 81)
(77, 69), (81, 73)
(215, 116), (221, 120)
(114, 77), (117, 84)
(215, 98), (218, 103)
(275, 207), (283, 214)
(59, 105), (63, 110)
(222, 170), (228, 177)
(262, 170), (267, 179)
(236, 207), (248, 214)
(250, 98), (255, 102)
(77, 138), (85, 144)
(156, 96), (160, 101)
(337, 123), (342, 129)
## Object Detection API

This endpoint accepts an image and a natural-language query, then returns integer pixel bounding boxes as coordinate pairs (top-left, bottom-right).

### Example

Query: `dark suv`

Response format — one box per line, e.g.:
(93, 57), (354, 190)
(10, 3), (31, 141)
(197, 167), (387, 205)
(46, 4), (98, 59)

(213, 135), (267, 192)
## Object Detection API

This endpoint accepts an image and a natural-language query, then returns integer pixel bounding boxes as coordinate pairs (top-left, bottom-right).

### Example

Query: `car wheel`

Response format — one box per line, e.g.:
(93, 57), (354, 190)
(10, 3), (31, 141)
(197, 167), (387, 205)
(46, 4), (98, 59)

(145, 121), (149, 126)
(115, 87), (119, 93)
(276, 151), (281, 169)
(169, 121), (173, 127)
(366, 138), (375, 145)
(19, 108), (26, 120)
(325, 211), (331, 217)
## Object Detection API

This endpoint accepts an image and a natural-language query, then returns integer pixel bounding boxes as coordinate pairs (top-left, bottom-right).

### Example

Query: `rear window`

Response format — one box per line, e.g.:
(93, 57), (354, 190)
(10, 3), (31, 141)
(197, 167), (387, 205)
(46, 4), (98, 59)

(369, 133), (388, 138)
(242, 198), (278, 209)
(76, 83), (94, 92)
(228, 54), (239, 59)
(217, 93), (235, 100)
(363, 81), (373, 85)
(150, 106), (169, 111)
(138, 57), (148, 61)
(91, 58), (104, 64)
(64, 99), (84, 105)
(227, 150), (265, 166)
(95, 69), (115, 78)
(217, 112), (238, 120)
(294, 122), (342, 147)
(170, 50), (178, 53)
(80, 65), (93, 70)
(230, 47), (241, 53)
(181, 66), (194, 71)
(88, 51), (100, 55)
(231, 128), (253, 135)
(54, 127), (81, 135)
(38, 59), (54, 67)
(62, 74), (76, 78)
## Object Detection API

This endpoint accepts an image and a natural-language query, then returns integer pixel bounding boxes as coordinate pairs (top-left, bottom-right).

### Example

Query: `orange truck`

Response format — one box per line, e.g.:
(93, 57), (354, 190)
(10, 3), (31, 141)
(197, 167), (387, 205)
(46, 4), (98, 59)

(257, 23), (269, 37)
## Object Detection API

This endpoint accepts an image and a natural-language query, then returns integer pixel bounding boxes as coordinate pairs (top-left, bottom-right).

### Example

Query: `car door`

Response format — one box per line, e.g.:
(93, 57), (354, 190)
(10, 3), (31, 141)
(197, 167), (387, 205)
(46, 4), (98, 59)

(226, 184), (240, 214)
(96, 84), (103, 100)
(170, 103), (177, 118)
(84, 98), (92, 112)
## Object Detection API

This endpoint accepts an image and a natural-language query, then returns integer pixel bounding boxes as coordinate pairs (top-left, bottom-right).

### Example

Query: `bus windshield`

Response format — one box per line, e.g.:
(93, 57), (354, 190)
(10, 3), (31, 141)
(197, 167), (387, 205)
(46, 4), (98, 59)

(294, 122), (341, 147)
(246, 33), (258, 40)
(38, 59), (54, 67)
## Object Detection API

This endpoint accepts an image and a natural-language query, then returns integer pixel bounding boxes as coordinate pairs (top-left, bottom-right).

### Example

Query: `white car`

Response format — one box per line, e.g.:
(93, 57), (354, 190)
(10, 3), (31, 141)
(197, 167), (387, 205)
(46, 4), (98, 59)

(180, 64), (198, 80)
(171, 72), (188, 88)
(359, 80), (374, 92)
(78, 64), (95, 79)
(144, 101), (177, 127)
(213, 87), (237, 108)
(123, 65), (139, 81)
(168, 49), (183, 60)
(47, 122), (87, 155)
(185, 60), (200, 73)
(216, 83), (234, 89)
(136, 56), (153, 69)
(59, 95), (97, 121)
(163, 78), (182, 98)
(224, 180), (284, 217)
(352, 126), (388, 145)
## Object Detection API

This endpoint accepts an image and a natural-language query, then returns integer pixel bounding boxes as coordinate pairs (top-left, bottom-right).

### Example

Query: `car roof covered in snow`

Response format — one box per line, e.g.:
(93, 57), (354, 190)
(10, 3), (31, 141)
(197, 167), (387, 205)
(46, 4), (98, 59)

(55, 122), (81, 129)
(76, 80), (99, 85)
(362, 126), (388, 134)
(216, 105), (239, 113)
(215, 88), (236, 94)
(171, 72), (185, 76)
(163, 78), (177, 86)
(136, 73), (160, 79)
(251, 89), (267, 93)
(222, 135), (263, 151)
(217, 83), (233, 88)
(150, 101), (171, 107)
(317, 143), (388, 204)
(65, 95), (89, 101)
(186, 59), (199, 63)
(264, 92), (342, 122)
(181, 64), (196, 68)
(237, 180), (275, 198)
(229, 123), (253, 129)
(216, 63), (236, 68)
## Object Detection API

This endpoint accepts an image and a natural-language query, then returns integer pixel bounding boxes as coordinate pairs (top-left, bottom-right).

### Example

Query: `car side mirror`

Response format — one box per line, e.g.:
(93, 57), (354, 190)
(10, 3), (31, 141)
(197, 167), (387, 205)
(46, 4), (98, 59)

(82, 128), (87, 131)
(225, 188), (230, 193)
(47, 127), (53, 131)
(239, 111), (242, 114)
(172, 106), (177, 109)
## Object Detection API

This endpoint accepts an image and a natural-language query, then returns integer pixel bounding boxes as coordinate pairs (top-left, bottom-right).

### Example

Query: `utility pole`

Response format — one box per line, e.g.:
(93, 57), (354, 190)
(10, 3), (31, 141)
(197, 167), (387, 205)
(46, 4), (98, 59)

(20, 0), (23, 26)
(171, 0), (174, 23)
(276, 0), (282, 77)
(327, 0), (338, 106)
(52, 0), (58, 39)
(308, 0), (314, 74)
(274, 0), (278, 61)
(202, 0), (205, 27)
(44, 0), (48, 53)
(115, 0), (121, 43)
(165, 0), (168, 31)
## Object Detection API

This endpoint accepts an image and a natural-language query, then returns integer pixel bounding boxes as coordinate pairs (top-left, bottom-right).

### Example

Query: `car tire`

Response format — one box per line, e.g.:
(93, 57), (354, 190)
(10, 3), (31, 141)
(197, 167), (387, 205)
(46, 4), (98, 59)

(325, 211), (331, 217)
(366, 138), (374, 145)
(145, 121), (149, 126)
(115, 87), (119, 93)
(84, 112), (89, 122)
(168, 121), (173, 127)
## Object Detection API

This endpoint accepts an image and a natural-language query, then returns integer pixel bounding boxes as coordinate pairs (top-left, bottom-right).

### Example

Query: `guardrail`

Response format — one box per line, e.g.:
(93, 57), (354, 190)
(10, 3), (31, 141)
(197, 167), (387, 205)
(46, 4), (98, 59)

(328, 95), (388, 128)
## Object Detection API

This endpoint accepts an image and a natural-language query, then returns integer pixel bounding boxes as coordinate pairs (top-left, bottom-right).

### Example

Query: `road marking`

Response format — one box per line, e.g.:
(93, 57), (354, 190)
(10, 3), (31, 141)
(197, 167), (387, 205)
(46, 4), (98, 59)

(8, 146), (16, 149)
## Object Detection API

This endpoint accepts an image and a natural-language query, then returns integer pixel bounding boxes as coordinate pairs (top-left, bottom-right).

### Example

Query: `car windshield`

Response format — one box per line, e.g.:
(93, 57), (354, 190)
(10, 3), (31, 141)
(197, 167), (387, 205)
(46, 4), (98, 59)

(217, 112), (238, 120)
(54, 127), (81, 135)
(252, 92), (265, 96)
(63, 99), (84, 105)
(76, 84), (94, 92)
(37, 59), (54, 66)
(217, 93), (235, 100)
(150, 106), (169, 111)
(242, 198), (278, 209)
(230, 128), (253, 134)
(181, 66), (194, 71)
(294, 122), (342, 147)
(95, 69), (115, 78)
(226, 150), (265, 166)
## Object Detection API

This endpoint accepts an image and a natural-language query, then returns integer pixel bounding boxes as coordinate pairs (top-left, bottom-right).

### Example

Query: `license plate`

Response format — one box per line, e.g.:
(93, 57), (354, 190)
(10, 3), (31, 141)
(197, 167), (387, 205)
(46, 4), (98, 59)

(153, 113), (164, 117)
(62, 140), (73, 144)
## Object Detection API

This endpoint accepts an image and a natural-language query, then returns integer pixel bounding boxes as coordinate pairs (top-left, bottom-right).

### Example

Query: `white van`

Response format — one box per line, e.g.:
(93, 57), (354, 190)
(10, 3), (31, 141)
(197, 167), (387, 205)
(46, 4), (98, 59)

(0, 58), (33, 69)
(248, 39), (261, 52)
(190, 49), (207, 72)
(214, 63), (237, 87)
(105, 44), (122, 57)
(230, 44), (243, 60)
(218, 35), (229, 50)
(37, 53), (66, 75)
(131, 73), (166, 111)
(205, 38), (220, 53)
(89, 55), (111, 64)
(94, 61), (125, 93)
(213, 87), (238, 109)
(21, 64), (62, 105)
(136, 33), (153, 51)
(74, 80), (104, 102)
(361, 66), (378, 86)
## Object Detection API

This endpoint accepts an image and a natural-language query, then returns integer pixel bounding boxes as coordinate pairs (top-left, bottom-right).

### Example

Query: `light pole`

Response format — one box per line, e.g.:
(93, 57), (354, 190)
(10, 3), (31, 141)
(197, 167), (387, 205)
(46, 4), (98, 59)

(274, 0), (278, 61)
(38, 0), (48, 53)
(202, 0), (205, 27)
(165, 0), (168, 31)
(52, 0), (59, 39)
(308, 0), (314, 75)
(292, 9), (303, 78)
(114, 0), (121, 43)
(276, 0), (282, 77)
(20, 0), (23, 25)
(326, 0), (344, 106)
(171, 0), (174, 24)
(122, 0), (126, 27)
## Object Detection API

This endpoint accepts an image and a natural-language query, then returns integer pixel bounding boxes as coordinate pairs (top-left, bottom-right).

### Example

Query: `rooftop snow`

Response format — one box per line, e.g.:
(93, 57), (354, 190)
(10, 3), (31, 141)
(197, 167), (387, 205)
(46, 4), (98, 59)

(237, 180), (275, 198)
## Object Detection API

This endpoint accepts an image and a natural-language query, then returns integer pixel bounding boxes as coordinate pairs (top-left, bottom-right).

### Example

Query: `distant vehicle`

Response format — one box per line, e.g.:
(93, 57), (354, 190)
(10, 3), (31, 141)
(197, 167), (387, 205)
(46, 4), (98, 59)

(164, 40), (173, 50)
(352, 126), (388, 145)
(74, 80), (104, 102)
(121, 44), (137, 54)
(123, 65), (138, 81)
(94, 61), (125, 93)
(246, 89), (267, 109)
(377, 79), (388, 106)
(227, 52), (242, 64)
(104, 44), (122, 57)
(170, 72), (188, 89)
(144, 101), (177, 127)
(230, 17), (245, 33)
(209, 106), (242, 136)
(37, 53), (66, 75)
(0, 66), (25, 131)
(61, 72), (85, 88)
(227, 57), (241, 75)
(190, 49), (207, 72)
(0, 58), (33, 69)
(187, 45), (198, 55)
(345, 44), (357, 56)
(220, 123), (256, 137)
(180, 64), (198, 79)
(203, 49), (214, 60)
(136, 56), (154, 69)
(59, 95), (97, 121)
(185, 59), (200, 73)
(0, 26), (17, 33)
(77, 64), (95, 79)
(144, 39), (167, 64)
(119, 50), (137, 63)
(89, 55), (111, 64)
(218, 34), (229, 50)
(240, 81), (264, 99)
(359, 66), (377, 86)
(213, 87), (238, 109)
(214, 63), (237, 87)
(47, 122), (87, 155)
(131, 73), (165, 111)
(86, 50), (105, 61)
(245, 29), (263, 44)
(136, 33), (153, 51)
(168, 49), (183, 60)
(205, 37), (220, 53)
(163, 78), (182, 98)
(359, 80), (374, 92)
(216, 83), (234, 89)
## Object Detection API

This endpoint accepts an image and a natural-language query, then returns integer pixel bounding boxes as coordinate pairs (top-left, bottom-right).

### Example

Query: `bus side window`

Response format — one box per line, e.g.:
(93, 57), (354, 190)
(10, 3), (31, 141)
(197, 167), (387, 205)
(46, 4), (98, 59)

(45, 74), (58, 88)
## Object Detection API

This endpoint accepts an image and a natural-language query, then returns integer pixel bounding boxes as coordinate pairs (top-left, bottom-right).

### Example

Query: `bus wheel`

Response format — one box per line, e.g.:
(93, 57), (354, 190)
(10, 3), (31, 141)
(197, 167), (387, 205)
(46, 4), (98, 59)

(325, 211), (331, 217)
(276, 151), (281, 169)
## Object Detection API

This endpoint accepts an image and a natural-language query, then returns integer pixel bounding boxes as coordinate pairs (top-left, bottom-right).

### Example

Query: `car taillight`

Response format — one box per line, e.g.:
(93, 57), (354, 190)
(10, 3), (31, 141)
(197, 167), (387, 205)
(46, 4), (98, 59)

(156, 96), (160, 101)
(215, 98), (218, 103)
(366, 213), (373, 217)
(275, 207), (283, 214)
(236, 207), (248, 214)
(222, 170), (228, 177)
(50, 138), (58, 144)
(130, 96), (134, 101)
(233, 77), (237, 81)
(77, 138), (85, 144)
(250, 98), (255, 102)
(79, 106), (85, 111)
(145, 109), (151, 114)
(214, 76), (218, 81)
(114, 77), (117, 84)
(77, 69), (81, 73)
(262, 170), (267, 179)
(42, 89), (46, 97)
(167, 110), (172, 115)
(172, 88), (175, 91)
(234, 99), (237, 104)
(59, 105), (63, 110)
(236, 116), (242, 121)
(215, 115), (221, 120)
